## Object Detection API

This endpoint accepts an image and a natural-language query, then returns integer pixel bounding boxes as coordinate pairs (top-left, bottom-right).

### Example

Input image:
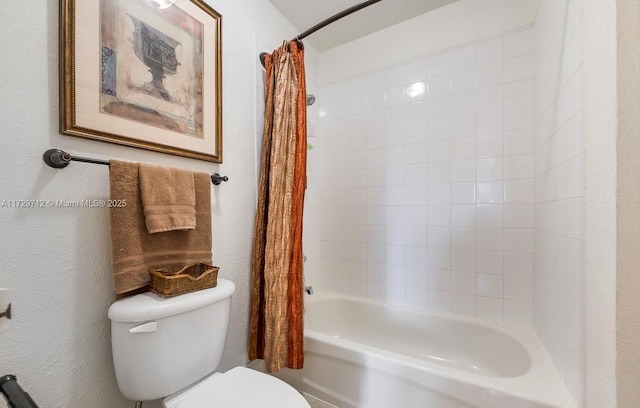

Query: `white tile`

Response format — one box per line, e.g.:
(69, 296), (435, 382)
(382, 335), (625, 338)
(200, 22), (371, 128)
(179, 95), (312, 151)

(451, 92), (475, 116)
(349, 77), (367, 97)
(367, 282), (386, 301)
(405, 121), (428, 144)
(386, 244), (405, 264)
(452, 159), (476, 182)
(451, 206), (476, 228)
(428, 247), (451, 269)
(427, 140), (450, 162)
(504, 154), (534, 179)
(428, 268), (451, 291)
(385, 265), (406, 285)
(476, 250), (504, 274)
(450, 45), (476, 72)
(451, 182), (476, 204)
(476, 181), (504, 204)
(451, 137), (476, 160)
(504, 179), (534, 203)
(384, 65), (406, 88)
(405, 143), (428, 165)
(504, 29), (533, 59)
(405, 266), (428, 288)
(405, 245), (427, 267)
(504, 276), (533, 302)
(451, 293), (476, 316)
(332, 80), (350, 100)
(385, 86), (406, 108)
(476, 227), (503, 251)
(386, 284), (406, 305)
(504, 79), (534, 107)
(503, 251), (534, 277)
(504, 54), (533, 83)
(503, 300), (533, 325)
(450, 68), (475, 94)
(504, 129), (534, 155)
(476, 37), (504, 65)
(428, 205), (451, 226)
(428, 183), (451, 205)
(477, 157), (504, 181)
(428, 75), (451, 99)
(385, 125), (405, 147)
(427, 52), (451, 77)
(367, 244), (386, 264)
(477, 273), (504, 298)
(503, 228), (534, 252)
(450, 226), (476, 249)
(451, 248), (476, 272)
(405, 101), (428, 124)
(476, 204), (503, 227)
(504, 104), (533, 132)
(386, 146), (405, 167)
(349, 95), (367, 115)
(406, 184), (428, 206)
(451, 270), (476, 294)
(427, 96), (451, 119)
(477, 133), (504, 158)
(385, 186), (405, 206)
(427, 290), (451, 312)
(406, 81), (427, 102)
(476, 85), (504, 112)
(428, 162), (451, 183)
(405, 58), (428, 83)
(476, 109), (504, 135)
(406, 205), (428, 226)
(428, 118), (451, 141)
(476, 61), (503, 88)
(450, 114), (475, 138)
(366, 90), (386, 112)
(428, 226), (451, 248)
(504, 204), (534, 228)
(386, 205), (405, 226)
(406, 164), (428, 185)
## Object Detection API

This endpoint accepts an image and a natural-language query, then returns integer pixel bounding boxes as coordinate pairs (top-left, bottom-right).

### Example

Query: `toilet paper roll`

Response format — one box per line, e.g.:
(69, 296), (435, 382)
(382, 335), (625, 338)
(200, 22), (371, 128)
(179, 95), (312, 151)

(0, 288), (10, 334)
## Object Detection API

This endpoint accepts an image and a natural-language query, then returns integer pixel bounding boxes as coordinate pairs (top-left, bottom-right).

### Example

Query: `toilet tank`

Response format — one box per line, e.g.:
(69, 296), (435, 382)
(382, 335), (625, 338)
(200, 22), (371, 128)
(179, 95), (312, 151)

(108, 279), (236, 401)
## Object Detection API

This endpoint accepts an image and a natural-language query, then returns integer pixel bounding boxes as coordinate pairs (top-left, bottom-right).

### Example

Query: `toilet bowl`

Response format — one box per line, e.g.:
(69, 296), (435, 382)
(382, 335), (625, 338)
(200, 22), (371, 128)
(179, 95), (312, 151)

(107, 279), (310, 407)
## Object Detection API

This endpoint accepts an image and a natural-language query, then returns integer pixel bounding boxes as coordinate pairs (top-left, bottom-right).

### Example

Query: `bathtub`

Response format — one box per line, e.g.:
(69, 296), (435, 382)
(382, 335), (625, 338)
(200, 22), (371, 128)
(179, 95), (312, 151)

(272, 293), (577, 408)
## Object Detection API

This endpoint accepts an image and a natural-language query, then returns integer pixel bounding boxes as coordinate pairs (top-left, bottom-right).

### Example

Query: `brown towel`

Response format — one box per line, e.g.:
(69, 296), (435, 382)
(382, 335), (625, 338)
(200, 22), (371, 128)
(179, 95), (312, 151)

(109, 160), (213, 298)
(138, 163), (196, 233)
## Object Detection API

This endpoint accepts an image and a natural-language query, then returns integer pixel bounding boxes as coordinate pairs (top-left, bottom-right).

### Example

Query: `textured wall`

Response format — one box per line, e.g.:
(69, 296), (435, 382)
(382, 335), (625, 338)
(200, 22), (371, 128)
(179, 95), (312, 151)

(0, 1), (314, 407)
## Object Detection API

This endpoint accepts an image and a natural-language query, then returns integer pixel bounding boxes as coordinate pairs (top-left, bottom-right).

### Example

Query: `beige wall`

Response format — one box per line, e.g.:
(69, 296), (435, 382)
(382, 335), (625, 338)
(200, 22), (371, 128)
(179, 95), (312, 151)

(616, 0), (640, 405)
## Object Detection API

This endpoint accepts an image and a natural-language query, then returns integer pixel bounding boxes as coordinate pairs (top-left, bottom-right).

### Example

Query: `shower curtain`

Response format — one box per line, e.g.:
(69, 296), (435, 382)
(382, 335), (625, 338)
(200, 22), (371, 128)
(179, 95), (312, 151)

(249, 40), (307, 373)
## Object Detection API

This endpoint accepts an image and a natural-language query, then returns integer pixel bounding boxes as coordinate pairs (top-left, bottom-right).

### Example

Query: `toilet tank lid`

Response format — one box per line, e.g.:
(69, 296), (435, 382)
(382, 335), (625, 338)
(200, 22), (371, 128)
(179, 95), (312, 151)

(108, 279), (235, 323)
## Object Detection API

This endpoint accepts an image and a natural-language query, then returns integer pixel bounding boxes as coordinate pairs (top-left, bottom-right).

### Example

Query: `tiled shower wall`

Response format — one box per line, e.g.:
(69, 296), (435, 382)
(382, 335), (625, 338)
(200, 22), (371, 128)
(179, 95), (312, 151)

(304, 28), (536, 325)
(533, 0), (585, 404)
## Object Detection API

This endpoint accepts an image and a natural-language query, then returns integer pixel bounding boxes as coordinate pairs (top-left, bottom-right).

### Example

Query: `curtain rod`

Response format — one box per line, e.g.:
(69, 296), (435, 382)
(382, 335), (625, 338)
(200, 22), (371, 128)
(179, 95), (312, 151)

(42, 149), (229, 185)
(260, 0), (383, 67)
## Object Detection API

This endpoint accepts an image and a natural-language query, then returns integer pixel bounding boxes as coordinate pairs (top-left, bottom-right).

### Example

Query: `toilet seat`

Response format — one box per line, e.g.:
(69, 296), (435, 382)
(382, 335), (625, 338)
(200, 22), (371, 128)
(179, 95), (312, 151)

(162, 366), (310, 408)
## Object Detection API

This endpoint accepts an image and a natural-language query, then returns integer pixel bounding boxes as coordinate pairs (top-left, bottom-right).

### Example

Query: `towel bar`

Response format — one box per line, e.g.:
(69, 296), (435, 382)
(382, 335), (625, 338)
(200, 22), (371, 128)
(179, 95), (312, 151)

(43, 149), (228, 185)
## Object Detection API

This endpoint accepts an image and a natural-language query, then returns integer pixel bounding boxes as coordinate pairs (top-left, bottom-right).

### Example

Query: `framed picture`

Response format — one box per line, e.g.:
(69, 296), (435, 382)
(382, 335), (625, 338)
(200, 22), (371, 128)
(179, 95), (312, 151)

(60, 0), (223, 162)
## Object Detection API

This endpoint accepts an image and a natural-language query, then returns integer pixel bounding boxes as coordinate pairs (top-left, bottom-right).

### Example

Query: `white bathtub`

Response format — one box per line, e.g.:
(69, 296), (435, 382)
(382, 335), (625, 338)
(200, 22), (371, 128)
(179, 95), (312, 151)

(273, 293), (577, 408)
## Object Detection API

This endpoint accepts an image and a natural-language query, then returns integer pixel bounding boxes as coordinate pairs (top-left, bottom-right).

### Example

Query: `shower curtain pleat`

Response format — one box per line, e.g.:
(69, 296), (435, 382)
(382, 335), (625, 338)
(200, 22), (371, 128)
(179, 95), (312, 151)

(249, 41), (307, 373)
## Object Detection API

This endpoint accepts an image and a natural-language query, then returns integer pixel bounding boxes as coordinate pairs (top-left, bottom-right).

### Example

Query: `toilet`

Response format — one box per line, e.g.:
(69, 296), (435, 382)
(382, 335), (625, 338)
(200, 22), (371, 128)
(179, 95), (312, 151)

(107, 279), (310, 407)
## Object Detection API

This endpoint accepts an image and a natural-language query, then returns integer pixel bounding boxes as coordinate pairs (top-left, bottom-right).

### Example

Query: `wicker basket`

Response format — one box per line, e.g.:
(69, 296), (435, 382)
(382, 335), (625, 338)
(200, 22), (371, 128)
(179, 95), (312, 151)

(149, 263), (219, 297)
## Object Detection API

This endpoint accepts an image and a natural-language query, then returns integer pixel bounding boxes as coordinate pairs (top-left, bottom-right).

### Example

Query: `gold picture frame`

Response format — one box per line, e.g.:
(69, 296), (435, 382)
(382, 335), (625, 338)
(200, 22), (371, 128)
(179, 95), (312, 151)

(60, 0), (222, 162)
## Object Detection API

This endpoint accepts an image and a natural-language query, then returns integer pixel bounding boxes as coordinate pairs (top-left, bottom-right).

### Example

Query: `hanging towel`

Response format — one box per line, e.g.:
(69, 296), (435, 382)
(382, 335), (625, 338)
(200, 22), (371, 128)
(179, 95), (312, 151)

(138, 163), (196, 233)
(109, 160), (213, 298)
